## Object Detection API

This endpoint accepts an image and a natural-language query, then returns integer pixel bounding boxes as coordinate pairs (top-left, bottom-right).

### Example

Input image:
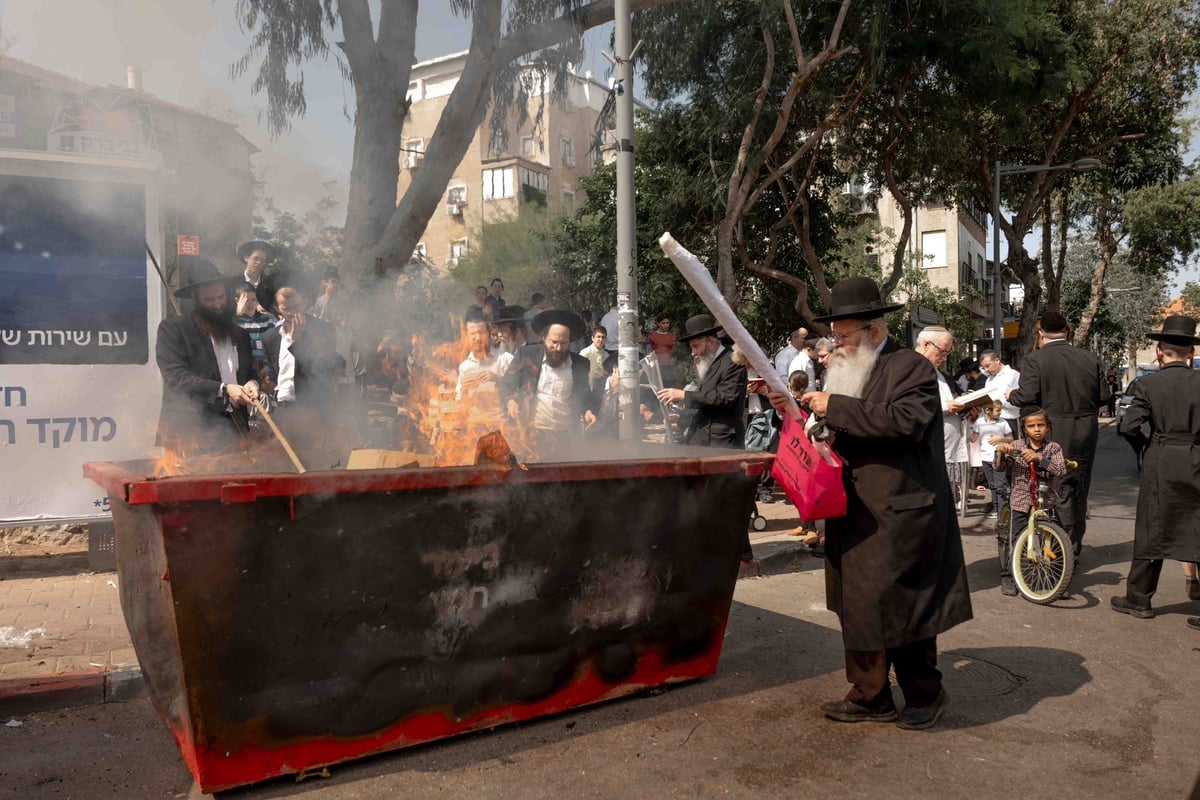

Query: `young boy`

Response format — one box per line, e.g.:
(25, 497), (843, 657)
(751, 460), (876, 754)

(995, 408), (1068, 596)
(971, 400), (1012, 520)
(233, 281), (275, 371)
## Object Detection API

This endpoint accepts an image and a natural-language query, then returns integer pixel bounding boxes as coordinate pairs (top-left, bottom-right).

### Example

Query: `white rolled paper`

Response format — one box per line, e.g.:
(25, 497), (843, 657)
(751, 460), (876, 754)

(658, 232), (802, 420)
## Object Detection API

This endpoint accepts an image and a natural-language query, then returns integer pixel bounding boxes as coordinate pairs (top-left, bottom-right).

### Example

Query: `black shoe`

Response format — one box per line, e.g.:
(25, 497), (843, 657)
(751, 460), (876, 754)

(821, 697), (898, 723)
(896, 689), (949, 730)
(1000, 576), (1018, 596)
(1188, 617), (1200, 631)
(1110, 595), (1154, 619)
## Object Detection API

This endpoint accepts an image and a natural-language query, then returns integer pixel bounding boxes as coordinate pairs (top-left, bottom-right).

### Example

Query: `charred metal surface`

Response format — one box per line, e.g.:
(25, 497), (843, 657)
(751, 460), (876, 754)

(88, 447), (769, 791)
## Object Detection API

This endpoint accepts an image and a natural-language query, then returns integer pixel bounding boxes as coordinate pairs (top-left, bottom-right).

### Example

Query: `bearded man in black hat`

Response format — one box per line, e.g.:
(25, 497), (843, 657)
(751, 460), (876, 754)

(1005, 310), (1106, 556)
(1112, 314), (1200, 629)
(656, 314), (747, 448)
(768, 276), (972, 730)
(156, 259), (260, 453)
(499, 309), (599, 437)
(259, 271), (344, 414)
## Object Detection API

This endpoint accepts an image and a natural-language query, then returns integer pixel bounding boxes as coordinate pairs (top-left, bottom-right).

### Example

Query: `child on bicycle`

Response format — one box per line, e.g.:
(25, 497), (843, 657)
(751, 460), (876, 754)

(971, 400), (1013, 520)
(994, 407), (1067, 596)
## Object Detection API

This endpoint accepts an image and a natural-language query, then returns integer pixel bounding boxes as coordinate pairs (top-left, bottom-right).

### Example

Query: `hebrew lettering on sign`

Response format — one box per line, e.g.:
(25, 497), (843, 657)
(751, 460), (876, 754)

(0, 419), (13, 444)
(25, 416), (117, 447)
(70, 331), (91, 346)
(2, 386), (26, 407)
(27, 330), (47, 345)
(0, 330), (19, 346)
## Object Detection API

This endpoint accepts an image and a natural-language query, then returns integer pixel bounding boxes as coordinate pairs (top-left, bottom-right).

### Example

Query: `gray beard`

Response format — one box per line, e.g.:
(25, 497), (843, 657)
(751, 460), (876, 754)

(694, 352), (715, 381)
(823, 345), (879, 399)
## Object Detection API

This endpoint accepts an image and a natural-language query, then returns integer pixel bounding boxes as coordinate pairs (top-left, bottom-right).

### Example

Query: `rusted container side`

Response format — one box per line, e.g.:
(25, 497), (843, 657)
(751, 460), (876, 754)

(85, 448), (770, 793)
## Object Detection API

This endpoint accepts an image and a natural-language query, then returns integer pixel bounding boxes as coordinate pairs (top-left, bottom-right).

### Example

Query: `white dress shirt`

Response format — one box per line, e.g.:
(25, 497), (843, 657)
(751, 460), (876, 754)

(774, 343), (799, 380)
(535, 355), (574, 430)
(211, 336), (239, 394)
(276, 332), (297, 402)
(787, 350), (817, 388)
(936, 372), (968, 463)
(455, 350), (505, 400)
(985, 363), (1021, 420)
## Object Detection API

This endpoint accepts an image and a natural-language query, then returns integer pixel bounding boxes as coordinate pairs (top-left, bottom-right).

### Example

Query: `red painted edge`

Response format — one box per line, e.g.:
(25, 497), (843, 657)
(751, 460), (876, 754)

(184, 632), (730, 793)
(84, 453), (774, 506)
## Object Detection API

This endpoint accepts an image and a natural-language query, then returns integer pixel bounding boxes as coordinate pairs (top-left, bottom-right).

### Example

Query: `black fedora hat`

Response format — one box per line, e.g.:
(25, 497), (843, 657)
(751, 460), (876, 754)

(678, 313), (723, 342)
(1146, 314), (1200, 345)
(531, 308), (585, 340)
(255, 269), (318, 313)
(814, 276), (904, 323)
(237, 240), (276, 261)
(174, 258), (241, 298)
(957, 357), (980, 376)
(494, 304), (527, 325)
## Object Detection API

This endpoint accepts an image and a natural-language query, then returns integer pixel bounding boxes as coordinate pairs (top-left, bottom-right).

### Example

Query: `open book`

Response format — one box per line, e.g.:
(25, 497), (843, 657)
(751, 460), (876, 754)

(954, 384), (1006, 411)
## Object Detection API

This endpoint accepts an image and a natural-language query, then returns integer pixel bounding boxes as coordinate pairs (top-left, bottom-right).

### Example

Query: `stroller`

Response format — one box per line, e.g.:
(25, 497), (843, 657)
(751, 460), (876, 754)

(745, 407), (781, 531)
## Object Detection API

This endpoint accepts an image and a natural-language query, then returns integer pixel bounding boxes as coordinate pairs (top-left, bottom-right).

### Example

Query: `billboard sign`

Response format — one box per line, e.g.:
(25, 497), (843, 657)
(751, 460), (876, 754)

(0, 160), (162, 523)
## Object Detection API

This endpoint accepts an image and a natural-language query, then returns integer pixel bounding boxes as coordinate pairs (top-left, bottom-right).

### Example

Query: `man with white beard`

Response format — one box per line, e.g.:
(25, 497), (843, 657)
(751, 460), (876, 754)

(656, 314), (747, 448)
(769, 277), (972, 731)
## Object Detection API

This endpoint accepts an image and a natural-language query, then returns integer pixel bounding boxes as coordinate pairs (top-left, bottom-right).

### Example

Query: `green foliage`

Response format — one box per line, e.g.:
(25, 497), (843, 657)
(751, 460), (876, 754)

(446, 210), (558, 312)
(1179, 282), (1200, 319)
(253, 181), (344, 277)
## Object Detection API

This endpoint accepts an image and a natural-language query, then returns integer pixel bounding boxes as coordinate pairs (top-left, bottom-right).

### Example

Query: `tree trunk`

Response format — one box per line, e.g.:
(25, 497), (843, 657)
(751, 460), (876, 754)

(1073, 213), (1118, 346)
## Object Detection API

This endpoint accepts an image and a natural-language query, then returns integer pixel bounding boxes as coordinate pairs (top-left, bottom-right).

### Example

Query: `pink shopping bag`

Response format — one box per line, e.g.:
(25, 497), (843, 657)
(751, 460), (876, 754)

(770, 413), (847, 521)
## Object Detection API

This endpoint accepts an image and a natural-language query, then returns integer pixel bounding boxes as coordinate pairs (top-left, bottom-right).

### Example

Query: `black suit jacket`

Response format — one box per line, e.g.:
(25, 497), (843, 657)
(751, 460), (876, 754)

(1008, 340), (1105, 468)
(261, 315), (344, 410)
(498, 344), (598, 429)
(683, 347), (747, 448)
(155, 314), (254, 450)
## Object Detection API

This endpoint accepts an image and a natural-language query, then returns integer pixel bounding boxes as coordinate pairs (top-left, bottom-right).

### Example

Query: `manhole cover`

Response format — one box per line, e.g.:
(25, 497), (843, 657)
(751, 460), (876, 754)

(890, 652), (1025, 697)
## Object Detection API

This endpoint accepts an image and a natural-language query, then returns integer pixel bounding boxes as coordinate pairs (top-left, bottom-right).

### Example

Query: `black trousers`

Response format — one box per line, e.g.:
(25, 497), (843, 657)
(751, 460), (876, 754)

(1054, 466), (1091, 554)
(1125, 558), (1200, 607)
(844, 637), (942, 708)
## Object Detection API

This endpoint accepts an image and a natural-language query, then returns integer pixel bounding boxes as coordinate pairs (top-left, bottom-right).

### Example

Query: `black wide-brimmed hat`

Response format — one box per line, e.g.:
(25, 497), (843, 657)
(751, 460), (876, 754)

(531, 308), (585, 340)
(173, 258), (242, 298)
(1146, 314), (1200, 345)
(957, 357), (980, 376)
(678, 313), (724, 342)
(255, 269), (318, 313)
(814, 276), (904, 323)
(237, 240), (276, 261)
(494, 305), (528, 325)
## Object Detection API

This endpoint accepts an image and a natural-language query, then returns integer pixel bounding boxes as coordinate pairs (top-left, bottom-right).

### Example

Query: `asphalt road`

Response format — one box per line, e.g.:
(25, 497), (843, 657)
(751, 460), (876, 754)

(2, 425), (1198, 800)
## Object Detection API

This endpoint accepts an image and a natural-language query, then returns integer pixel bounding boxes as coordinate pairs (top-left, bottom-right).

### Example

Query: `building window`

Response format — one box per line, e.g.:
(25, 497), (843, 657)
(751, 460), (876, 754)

(560, 136), (575, 167)
(402, 137), (424, 169)
(482, 167), (514, 200)
(920, 230), (947, 268)
(561, 188), (576, 210)
(447, 183), (467, 204)
(447, 238), (469, 267)
(518, 166), (549, 192)
(521, 135), (537, 157)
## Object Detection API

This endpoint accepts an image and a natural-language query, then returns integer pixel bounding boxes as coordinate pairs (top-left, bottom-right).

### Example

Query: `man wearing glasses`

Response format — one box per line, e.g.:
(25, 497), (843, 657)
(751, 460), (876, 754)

(769, 277), (972, 731)
(918, 326), (969, 514)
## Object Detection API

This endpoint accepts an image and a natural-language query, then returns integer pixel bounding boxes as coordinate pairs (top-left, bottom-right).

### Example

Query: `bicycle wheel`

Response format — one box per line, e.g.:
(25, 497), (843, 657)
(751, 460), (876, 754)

(1010, 520), (1075, 604)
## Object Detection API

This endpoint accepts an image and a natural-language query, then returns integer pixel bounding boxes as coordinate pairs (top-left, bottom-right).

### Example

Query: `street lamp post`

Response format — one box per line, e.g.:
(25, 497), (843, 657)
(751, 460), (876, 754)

(991, 158), (1101, 354)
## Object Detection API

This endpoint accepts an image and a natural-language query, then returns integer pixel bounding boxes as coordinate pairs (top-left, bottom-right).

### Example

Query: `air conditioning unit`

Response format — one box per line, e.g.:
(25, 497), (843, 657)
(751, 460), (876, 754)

(446, 202), (462, 217)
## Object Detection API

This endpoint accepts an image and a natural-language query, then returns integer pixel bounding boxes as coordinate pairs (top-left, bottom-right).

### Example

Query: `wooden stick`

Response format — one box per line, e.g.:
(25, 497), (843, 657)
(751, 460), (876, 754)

(145, 241), (183, 316)
(250, 398), (306, 473)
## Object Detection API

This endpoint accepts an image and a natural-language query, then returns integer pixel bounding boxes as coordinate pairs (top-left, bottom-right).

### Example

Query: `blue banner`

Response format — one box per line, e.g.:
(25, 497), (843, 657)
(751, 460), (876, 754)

(0, 174), (147, 364)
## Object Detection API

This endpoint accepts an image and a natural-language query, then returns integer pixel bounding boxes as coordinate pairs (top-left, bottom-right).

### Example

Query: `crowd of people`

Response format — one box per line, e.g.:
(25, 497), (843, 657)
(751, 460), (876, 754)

(154, 247), (1198, 732)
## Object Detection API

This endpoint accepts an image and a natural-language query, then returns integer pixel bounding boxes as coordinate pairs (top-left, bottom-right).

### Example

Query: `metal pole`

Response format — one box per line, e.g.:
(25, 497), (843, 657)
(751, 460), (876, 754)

(992, 161), (1002, 355)
(613, 0), (640, 440)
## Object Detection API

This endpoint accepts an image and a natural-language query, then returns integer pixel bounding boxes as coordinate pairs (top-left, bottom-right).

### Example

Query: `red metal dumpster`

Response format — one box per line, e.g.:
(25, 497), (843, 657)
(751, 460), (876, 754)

(85, 444), (771, 793)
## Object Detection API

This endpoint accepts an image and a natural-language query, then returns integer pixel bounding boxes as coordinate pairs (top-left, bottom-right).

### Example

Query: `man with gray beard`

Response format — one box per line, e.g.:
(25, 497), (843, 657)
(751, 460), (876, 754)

(769, 277), (972, 730)
(656, 314), (747, 448)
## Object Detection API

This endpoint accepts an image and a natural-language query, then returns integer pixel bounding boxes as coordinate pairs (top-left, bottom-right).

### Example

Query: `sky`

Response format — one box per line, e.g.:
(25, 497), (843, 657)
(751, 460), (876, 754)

(0, 0), (615, 223)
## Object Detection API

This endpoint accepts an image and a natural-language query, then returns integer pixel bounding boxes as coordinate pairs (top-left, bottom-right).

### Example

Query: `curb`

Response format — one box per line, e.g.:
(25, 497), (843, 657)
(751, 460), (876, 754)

(740, 539), (814, 579)
(0, 666), (145, 717)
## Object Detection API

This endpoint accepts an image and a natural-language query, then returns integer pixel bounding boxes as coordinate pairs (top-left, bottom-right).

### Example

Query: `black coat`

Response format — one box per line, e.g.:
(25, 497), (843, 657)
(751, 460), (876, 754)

(822, 339), (973, 650)
(261, 315), (344, 411)
(155, 314), (254, 450)
(683, 347), (747, 448)
(1117, 361), (1200, 561)
(1007, 340), (1105, 471)
(498, 344), (599, 430)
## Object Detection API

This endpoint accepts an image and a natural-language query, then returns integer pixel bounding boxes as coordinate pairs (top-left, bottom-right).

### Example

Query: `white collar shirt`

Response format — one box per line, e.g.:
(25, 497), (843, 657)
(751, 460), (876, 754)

(211, 336), (239, 392)
(985, 363), (1021, 419)
(535, 353), (575, 431)
(276, 332), (297, 402)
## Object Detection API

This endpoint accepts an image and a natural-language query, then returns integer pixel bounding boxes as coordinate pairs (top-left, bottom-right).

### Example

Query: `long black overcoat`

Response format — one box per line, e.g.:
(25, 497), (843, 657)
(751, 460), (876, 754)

(683, 347), (747, 448)
(155, 314), (254, 450)
(821, 339), (973, 650)
(1117, 361), (1200, 561)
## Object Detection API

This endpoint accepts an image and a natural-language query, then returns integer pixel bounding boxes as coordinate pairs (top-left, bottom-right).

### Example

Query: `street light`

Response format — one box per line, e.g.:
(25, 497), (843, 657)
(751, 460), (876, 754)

(991, 157), (1102, 353)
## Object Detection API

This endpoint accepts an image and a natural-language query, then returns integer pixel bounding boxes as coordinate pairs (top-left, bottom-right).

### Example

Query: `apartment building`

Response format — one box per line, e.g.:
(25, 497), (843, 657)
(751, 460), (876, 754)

(846, 177), (1006, 344)
(399, 51), (631, 269)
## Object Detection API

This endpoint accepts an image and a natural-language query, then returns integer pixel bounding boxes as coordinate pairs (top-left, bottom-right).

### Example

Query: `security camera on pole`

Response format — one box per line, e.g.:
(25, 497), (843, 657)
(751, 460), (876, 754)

(603, 1), (642, 440)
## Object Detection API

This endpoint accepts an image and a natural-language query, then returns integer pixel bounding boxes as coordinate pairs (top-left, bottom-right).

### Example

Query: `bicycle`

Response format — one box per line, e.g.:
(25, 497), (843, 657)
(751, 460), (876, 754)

(1006, 458), (1078, 604)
